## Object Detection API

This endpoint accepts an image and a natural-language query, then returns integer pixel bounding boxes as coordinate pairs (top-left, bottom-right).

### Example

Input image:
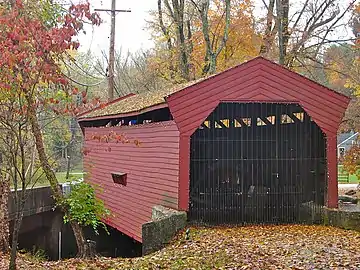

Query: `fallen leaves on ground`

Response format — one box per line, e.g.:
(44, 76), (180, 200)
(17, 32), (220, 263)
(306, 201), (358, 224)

(2, 225), (360, 269)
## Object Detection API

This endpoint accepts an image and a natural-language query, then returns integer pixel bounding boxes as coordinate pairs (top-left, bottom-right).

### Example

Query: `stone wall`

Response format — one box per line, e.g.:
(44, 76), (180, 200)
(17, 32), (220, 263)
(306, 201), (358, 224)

(324, 208), (360, 232)
(8, 186), (56, 220)
(301, 202), (360, 232)
(142, 205), (187, 255)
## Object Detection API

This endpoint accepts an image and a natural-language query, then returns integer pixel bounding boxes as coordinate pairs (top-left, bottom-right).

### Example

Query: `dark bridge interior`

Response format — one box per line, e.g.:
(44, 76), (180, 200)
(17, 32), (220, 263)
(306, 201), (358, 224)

(189, 102), (327, 224)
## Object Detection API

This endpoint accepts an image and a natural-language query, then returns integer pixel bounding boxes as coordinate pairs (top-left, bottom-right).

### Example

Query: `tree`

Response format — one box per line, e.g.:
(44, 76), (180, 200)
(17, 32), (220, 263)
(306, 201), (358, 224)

(190, 0), (230, 75)
(0, 169), (9, 253)
(149, 0), (258, 81)
(0, 0), (103, 260)
(260, 0), (357, 67)
(0, 52), (50, 268)
(0, 98), (36, 270)
(0, 0), (65, 255)
(320, 4), (360, 191)
(155, 0), (192, 81)
(95, 49), (169, 96)
(190, 0), (258, 76)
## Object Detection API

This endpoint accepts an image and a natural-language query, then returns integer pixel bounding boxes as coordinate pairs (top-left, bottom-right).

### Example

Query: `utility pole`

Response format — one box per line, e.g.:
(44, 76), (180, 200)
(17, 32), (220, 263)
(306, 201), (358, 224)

(95, 1), (131, 101)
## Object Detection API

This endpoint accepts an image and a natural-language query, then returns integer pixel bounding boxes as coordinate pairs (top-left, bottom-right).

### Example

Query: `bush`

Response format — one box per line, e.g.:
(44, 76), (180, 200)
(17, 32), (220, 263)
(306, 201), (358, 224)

(62, 182), (110, 234)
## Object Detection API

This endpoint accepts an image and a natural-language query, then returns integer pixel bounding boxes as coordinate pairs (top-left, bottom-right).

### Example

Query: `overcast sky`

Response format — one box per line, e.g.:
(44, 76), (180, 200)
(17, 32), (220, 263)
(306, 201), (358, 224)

(76, 0), (265, 56)
(75, 0), (352, 58)
(78, 0), (158, 56)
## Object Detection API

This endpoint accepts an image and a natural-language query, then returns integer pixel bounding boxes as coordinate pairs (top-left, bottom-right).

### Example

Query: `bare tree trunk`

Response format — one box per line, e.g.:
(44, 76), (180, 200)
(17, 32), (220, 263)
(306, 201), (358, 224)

(70, 220), (95, 259)
(9, 115), (33, 270)
(259, 0), (277, 57)
(192, 0), (230, 75)
(158, 0), (176, 79)
(172, 0), (190, 81)
(65, 119), (76, 180)
(27, 145), (36, 180)
(65, 155), (71, 180)
(9, 189), (26, 270)
(26, 96), (88, 258)
(276, 0), (290, 65)
(281, 0), (290, 57)
(276, 0), (285, 65)
(0, 174), (10, 253)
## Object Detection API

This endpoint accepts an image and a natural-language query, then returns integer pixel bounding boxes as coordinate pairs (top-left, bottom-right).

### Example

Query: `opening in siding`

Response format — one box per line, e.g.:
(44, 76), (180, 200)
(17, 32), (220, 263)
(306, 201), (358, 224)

(112, 172), (127, 186)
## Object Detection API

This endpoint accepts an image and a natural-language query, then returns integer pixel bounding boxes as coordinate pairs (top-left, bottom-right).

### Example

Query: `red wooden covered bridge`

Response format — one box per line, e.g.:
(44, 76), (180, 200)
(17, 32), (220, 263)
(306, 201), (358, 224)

(78, 57), (350, 243)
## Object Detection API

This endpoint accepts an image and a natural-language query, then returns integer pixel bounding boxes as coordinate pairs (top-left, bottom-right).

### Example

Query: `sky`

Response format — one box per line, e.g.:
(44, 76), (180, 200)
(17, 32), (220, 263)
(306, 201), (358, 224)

(76, 0), (265, 57)
(78, 0), (158, 56)
(75, 0), (353, 59)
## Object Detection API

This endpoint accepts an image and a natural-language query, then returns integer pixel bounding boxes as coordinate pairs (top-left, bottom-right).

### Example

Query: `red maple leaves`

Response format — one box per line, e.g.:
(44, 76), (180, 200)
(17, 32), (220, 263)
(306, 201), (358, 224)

(82, 131), (141, 156)
(0, 0), (102, 117)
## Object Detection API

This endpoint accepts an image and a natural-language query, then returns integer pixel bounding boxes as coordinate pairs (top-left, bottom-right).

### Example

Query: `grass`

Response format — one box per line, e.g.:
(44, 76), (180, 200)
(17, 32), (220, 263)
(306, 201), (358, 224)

(12, 165), (358, 188)
(55, 171), (83, 184)
(10, 170), (84, 189)
(338, 165), (359, 184)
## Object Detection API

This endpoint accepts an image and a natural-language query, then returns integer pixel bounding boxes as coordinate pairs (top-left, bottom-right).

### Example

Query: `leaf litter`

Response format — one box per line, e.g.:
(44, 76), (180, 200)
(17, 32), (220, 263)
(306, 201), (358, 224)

(1, 225), (360, 269)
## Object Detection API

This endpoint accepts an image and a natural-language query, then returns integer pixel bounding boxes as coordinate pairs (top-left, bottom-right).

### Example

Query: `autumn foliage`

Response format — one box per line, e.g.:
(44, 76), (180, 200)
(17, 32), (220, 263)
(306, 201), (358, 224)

(0, 0), (107, 261)
(1, 225), (360, 269)
(0, 0), (101, 117)
(190, 0), (259, 76)
(82, 131), (141, 156)
(148, 0), (259, 83)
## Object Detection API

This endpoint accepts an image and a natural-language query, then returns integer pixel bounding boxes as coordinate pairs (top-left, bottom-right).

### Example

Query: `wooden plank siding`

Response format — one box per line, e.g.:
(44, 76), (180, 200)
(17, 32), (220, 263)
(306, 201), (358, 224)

(83, 121), (180, 242)
(166, 57), (350, 210)
(167, 60), (348, 136)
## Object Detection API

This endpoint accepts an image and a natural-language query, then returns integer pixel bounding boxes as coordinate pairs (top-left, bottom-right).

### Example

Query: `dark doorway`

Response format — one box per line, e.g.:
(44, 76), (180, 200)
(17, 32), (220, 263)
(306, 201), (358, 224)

(189, 102), (326, 224)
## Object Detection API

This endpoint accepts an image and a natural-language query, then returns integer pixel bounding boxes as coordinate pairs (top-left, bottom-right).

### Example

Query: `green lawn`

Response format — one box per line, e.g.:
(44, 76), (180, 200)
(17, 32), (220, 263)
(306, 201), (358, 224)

(338, 165), (359, 184)
(10, 171), (84, 189)
(55, 171), (83, 184)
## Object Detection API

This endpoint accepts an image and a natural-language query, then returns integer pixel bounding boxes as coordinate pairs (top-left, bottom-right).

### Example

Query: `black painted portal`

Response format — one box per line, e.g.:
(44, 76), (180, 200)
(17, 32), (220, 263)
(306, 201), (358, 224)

(189, 103), (327, 224)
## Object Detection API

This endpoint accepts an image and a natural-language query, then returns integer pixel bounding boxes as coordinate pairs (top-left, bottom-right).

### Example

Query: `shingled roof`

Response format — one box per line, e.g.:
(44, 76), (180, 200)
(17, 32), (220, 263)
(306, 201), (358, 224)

(78, 57), (350, 122)
(78, 77), (207, 120)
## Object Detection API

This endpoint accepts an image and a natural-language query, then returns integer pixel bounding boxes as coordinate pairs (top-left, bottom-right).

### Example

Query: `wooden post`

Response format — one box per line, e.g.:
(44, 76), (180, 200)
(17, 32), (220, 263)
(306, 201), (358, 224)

(108, 0), (116, 101)
(326, 135), (338, 208)
(178, 135), (190, 211)
(95, 3), (131, 101)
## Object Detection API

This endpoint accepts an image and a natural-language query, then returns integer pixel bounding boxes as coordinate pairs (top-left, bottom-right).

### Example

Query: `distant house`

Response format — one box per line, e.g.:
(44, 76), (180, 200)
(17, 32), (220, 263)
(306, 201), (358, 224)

(337, 131), (359, 159)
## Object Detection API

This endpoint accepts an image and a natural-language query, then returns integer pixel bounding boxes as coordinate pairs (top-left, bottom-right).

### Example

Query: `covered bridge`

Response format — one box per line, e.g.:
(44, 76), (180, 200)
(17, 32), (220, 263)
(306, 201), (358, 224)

(78, 57), (350, 243)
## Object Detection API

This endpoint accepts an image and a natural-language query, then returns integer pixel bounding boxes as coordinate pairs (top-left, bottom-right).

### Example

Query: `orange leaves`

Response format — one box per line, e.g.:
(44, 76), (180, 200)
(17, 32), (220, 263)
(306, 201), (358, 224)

(148, 0), (258, 81)
(90, 131), (130, 144)
(84, 131), (140, 156)
(190, 0), (259, 76)
(134, 139), (141, 147)
(99, 102), (107, 109)
(72, 88), (79, 95)
(5, 225), (360, 269)
(342, 144), (360, 176)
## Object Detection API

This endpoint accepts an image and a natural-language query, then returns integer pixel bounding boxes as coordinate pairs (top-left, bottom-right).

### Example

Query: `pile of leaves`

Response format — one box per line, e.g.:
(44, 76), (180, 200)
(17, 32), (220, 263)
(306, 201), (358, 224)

(2, 225), (360, 269)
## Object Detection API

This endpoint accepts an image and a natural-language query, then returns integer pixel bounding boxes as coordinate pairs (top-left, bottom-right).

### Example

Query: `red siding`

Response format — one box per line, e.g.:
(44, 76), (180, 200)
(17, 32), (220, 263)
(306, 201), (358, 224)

(83, 121), (180, 242)
(166, 57), (350, 210)
(167, 60), (348, 136)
